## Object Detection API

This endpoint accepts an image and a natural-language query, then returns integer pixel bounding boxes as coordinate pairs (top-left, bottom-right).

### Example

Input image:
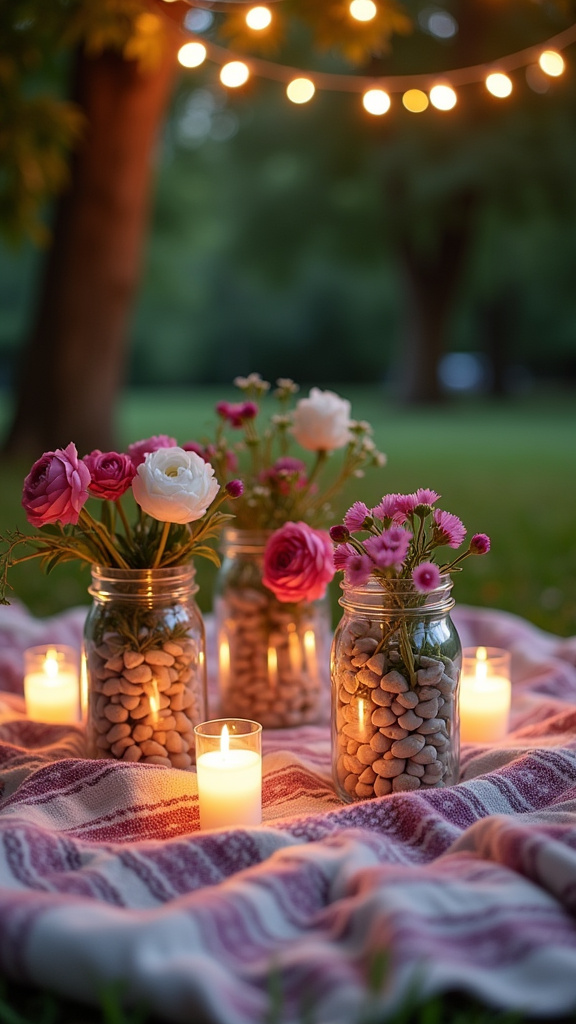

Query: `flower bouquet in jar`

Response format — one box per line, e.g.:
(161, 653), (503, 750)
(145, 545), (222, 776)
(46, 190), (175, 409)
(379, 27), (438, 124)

(192, 373), (386, 727)
(0, 437), (243, 766)
(327, 490), (491, 800)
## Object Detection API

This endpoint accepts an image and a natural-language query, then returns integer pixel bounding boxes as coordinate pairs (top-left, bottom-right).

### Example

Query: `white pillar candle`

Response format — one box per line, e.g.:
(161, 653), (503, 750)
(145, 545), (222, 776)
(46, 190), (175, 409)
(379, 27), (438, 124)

(24, 645), (80, 724)
(195, 719), (262, 830)
(459, 646), (511, 743)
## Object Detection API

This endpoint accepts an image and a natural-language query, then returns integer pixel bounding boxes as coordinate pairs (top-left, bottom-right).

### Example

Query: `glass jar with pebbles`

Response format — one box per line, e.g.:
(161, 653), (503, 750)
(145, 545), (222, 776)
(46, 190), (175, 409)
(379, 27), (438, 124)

(329, 489), (491, 801)
(85, 565), (205, 767)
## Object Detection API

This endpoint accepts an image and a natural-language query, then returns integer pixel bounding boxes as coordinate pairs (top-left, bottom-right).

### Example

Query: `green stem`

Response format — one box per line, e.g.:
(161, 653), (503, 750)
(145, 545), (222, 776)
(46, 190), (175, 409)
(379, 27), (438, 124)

(115, 497), (132, 544)
(79, 509), (129, 568)
(152, 521), (171, 568)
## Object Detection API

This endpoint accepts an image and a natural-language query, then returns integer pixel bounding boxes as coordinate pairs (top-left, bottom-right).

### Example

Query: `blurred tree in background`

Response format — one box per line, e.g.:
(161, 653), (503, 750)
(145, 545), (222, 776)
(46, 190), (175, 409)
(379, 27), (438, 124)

(1, 0), (576, 455)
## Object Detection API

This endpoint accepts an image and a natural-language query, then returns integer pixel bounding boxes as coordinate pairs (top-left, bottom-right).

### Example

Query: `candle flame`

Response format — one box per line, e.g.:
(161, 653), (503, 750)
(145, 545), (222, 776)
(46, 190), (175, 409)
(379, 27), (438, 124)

(477, 647), (487, 662)
(220, 723), (230, 755)
(44, 650), (59, 678)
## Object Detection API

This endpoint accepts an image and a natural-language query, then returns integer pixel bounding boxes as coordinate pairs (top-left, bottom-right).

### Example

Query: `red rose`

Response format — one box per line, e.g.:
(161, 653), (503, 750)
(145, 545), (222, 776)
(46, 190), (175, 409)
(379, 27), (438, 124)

(82, 450), (136, 501)
(262, 522), (335, 603)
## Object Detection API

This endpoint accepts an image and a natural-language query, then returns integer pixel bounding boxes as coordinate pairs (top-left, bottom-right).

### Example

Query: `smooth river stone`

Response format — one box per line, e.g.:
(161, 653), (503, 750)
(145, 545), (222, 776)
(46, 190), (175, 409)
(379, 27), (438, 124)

(371, 706), (396, 728)
(365, 652), (386, 675)
(392, 773), (420, 792)
(390, 733), (426, 759)
(373, 756), (406, 778)
(397, 710), (424, 731)
(380, 670), (408, 694)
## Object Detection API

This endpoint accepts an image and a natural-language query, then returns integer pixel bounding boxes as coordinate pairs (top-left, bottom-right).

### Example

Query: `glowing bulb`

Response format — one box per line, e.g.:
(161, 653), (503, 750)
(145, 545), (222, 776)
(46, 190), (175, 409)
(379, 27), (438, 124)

(286, 77), (315, 104)
(246, 6), (272, 30)
(539, 50), (565, 77)
(362, 88), (390, 115)
(350, 0), (377, 21)
(486, 72), (512, 98)
(220, 61), (249, 88)
(402, 88), (429, 112)
(178, 42), (207, 68)
(429, 83), (457, 110)
(220, 723), (230, 755)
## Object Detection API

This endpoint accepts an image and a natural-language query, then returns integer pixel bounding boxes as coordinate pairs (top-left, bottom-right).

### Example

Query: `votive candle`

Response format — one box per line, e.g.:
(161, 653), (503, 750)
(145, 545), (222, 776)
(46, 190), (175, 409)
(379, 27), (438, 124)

(195, 718), (262, 830)
(459, 646), (511, 743)
(24, 645), (80, 724)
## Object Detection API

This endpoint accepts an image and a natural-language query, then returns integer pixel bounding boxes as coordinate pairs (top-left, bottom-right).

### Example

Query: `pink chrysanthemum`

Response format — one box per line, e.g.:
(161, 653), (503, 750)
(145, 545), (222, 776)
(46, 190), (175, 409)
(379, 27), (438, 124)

(333, 542), (356, 571)
(413, 488), (440, 507)
(412, 562), (441, 593)
(371, 493), (404, 522)
(259, 457), (307, 496)
(432, 509), (467, 549)
(215, 401), (258, 428)
(344, 501), (371, 531)
(469, 533), (491, 555)
(364, 526), (412, 568)
(344, 553), (374, 587)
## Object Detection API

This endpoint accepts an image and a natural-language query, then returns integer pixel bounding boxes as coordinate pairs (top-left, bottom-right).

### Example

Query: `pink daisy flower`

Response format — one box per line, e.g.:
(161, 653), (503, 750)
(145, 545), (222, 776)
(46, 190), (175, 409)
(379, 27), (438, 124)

(371, 493), (405, 521)
(333, 542), (356, 571)
(344, 501), (371, 531)
(344, 553), (374, 586)
(413, 488), (440, 506)
(365, 526), (412, 568)
(432, 509), (467, 549)
(412, 562), (441, 593)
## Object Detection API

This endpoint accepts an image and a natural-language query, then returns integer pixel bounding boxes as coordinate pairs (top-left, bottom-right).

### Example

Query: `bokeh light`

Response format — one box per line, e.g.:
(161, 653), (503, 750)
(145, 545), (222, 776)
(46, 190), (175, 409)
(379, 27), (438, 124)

(350, 1), (377, 22)
(246, 7), (272, 31)
(286, 78), (315, 104)
(429, 84), (457, 110)
(486, 72), (513, 98)
(178, 42), (207, 69)
(539, 50), (565, 77)
(402, 88), (429, 112)
(220, 61), (250, 88)
(362, 89), (391, 115)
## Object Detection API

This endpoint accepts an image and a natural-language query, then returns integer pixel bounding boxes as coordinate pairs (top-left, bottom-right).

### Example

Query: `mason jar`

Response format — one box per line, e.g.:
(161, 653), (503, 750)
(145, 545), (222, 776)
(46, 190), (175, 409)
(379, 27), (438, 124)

(331, 575), (461, 802)
(215, 528), (331, 728)
(84, 565), (206, 767)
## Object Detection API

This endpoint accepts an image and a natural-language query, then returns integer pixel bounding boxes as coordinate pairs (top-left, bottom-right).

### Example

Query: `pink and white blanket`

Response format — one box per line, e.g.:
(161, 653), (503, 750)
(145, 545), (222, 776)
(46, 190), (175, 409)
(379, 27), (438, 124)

(1, 601), (576, 1022)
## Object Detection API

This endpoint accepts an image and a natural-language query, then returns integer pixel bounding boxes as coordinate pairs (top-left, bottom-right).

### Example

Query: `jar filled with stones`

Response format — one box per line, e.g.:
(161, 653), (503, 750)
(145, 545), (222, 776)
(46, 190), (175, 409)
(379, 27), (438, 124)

(215, 528), (331, 727)
(84, 565), (206, 768)
(332, 575), (461, 801)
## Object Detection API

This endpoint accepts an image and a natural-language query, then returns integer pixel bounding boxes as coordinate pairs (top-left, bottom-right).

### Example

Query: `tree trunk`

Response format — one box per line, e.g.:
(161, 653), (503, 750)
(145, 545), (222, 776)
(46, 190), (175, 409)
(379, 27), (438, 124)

(397, 193), (476, 404)
(3, 33), (178, 459)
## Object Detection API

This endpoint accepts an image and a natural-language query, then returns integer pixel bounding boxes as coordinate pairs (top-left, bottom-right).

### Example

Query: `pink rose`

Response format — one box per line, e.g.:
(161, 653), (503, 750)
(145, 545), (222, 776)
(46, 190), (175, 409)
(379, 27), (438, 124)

(128, 434), (177, 468)
(83, 450), (135, 500)
(262, 522), (335, 604)
(22, 442), (91, 527)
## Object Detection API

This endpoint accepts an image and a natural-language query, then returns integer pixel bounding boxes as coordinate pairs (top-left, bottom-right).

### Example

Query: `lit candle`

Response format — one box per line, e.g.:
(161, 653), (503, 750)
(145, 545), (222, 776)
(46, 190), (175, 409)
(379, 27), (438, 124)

(459, 646), (511, 743)
(24, 645), (80, 724)
(195, 719), (262, 830)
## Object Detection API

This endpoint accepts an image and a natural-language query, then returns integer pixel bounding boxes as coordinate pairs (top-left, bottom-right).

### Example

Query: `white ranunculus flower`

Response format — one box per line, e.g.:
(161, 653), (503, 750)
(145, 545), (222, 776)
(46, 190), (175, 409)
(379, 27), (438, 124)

(291, 388), (352, 452)
(132, 447), (220, 524)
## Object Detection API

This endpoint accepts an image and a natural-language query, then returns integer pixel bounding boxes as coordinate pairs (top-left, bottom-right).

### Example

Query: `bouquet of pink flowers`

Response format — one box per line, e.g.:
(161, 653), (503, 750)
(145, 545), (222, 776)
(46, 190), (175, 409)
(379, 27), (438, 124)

(329, 488), (490, 591)
(192, 373), (386, 532)
(0, 436), (243, 601)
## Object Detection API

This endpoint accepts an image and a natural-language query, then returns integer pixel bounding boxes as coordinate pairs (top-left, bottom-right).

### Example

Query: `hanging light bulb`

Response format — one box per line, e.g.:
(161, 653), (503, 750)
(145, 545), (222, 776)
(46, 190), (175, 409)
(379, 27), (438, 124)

(177, 42), (207, 68)
(246, 6), (272, 31)
(402, 88), (429, 112)
(286, 78), (315, 104)
(429, 83), (457, 110)
(350, 0), (377, 22)
(486, 72), (513, 98)
(220, 61), (250, 88)
(539, 50), (565, 77)
(362, 88), (390, 115)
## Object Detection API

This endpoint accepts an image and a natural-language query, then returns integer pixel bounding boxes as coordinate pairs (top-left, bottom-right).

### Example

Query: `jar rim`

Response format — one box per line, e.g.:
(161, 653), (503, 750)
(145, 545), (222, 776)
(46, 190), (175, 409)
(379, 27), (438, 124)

(338, 572), (455, 615)
(90, 564), (196, 581)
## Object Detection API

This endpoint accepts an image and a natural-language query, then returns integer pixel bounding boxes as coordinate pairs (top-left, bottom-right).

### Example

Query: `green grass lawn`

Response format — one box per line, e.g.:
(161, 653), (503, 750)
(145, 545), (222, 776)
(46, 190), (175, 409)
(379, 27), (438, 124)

(1, 386), (574, 635)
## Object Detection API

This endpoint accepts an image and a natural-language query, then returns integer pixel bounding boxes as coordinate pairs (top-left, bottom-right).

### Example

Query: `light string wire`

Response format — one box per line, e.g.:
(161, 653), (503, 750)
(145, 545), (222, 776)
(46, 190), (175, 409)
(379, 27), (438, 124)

(176, 17), (576, 93)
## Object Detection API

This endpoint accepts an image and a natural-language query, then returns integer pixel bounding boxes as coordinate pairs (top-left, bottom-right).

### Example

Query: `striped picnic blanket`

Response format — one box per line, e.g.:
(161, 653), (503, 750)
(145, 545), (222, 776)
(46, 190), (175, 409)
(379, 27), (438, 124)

(1, 600), (576, 1023)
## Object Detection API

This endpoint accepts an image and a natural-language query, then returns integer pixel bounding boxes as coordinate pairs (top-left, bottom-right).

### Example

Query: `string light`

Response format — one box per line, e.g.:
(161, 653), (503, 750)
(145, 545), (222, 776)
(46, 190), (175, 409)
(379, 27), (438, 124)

(175, 9), (576, 114)
(362, 88), (391, 114)
(220, 61), (250, 87)
(486, 72), (513, 98)
(402, 88), (429, 112)
(246, 6), (272, 31)
(178, 41), (207, 67)
(286, 77), (315, 103)
(539, 49), (565, 76)
(429, 84), (457, 110)
(349, 0), (377, 22)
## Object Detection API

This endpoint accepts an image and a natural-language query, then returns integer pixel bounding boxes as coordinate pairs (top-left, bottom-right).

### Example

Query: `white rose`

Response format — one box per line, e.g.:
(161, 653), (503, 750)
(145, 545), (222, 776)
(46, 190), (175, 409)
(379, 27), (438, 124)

(132, 447), (220, 524)
(291, 388), (352, 452)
